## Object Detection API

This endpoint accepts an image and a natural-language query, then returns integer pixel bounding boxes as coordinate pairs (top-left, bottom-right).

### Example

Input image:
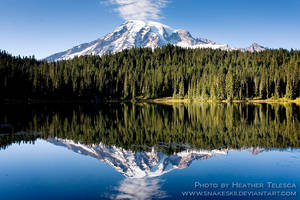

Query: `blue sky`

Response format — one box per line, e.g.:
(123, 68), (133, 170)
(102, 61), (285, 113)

(0, 0), (299, 59)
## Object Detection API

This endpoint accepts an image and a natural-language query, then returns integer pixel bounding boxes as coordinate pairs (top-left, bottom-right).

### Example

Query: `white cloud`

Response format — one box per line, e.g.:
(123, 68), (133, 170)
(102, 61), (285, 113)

(111, 178), (167, 199)
(105, 0), (169, 21)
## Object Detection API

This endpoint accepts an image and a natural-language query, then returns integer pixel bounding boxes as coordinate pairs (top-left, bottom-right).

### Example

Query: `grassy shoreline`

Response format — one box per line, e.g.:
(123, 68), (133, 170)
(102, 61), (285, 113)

(145, 97), (300, 105)
(1, 97), (300, 105)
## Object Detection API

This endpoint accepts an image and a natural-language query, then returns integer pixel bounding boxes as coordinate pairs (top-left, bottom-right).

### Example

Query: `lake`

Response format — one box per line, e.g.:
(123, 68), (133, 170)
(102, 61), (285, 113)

(0, 103), (299, 200)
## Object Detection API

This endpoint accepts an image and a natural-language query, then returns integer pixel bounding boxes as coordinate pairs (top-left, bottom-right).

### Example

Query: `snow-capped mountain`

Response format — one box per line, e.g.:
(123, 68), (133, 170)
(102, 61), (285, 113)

(46, 20), (232, 61)
(46, 20), (268, 61)
(48, 138), (227, 178)
(241, 43), (267, 52)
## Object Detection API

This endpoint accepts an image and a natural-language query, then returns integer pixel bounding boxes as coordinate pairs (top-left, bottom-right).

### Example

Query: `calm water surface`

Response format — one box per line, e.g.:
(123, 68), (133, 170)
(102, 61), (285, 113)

(0, 103), (299, 200)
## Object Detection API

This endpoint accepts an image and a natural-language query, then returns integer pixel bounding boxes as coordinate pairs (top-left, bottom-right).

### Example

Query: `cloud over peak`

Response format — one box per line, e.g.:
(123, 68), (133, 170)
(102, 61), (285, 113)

(106, 0), (168, 21)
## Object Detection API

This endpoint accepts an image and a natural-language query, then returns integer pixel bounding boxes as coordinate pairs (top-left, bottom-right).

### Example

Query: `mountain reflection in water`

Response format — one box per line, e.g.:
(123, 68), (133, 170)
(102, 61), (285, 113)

(48, 138), (228, 178)
(0, 103), (299, 200)
(46, 138), (268, 200)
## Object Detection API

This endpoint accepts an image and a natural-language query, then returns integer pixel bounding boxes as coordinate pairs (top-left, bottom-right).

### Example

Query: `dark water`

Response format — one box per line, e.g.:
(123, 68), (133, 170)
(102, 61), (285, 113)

(0, 103), (299, 200)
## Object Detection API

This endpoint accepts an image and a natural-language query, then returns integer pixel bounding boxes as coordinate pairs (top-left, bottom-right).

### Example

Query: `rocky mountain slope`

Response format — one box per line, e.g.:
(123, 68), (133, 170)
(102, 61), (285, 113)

(46, 20), (266, 61)
(48, 138), (227, 178)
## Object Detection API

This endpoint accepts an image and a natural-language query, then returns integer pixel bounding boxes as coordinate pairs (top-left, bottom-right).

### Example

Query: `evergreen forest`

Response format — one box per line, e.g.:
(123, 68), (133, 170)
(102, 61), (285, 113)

(1, 45), (299, 101)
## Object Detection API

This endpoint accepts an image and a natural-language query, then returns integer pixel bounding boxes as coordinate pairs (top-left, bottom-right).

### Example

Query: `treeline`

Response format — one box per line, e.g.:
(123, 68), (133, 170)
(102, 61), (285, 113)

(0, 46), (299, 101)
(1, 103), (299, 151)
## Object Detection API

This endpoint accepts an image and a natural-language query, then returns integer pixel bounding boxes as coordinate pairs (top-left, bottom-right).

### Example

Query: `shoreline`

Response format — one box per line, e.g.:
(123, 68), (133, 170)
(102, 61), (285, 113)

(144, 97), (300, 105)
(1, 97), (300, 105)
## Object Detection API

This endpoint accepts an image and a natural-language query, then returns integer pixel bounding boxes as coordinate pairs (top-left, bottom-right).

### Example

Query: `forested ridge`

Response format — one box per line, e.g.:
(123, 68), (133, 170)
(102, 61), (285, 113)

(0, 45), (299, 101)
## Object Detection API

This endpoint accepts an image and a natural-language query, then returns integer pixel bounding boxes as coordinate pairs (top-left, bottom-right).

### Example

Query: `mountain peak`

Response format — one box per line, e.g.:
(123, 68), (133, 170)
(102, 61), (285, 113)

(45, 21), (229, 61)
(119, 19), (174, 39)
(45, 22), (266, 61)
(242, 42), (267, 52)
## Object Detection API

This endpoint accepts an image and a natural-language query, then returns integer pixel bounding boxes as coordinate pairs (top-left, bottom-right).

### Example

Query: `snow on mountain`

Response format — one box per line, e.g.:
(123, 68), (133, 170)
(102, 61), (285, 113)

(241, 43), (267, 52)
(45, 20), (230, 61)
(47, 138), (227, 178)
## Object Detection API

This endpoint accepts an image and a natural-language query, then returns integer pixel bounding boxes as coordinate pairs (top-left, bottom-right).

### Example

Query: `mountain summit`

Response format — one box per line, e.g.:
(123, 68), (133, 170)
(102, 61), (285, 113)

(241, 43), (267, 52)
(46, 20), (265, 61)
